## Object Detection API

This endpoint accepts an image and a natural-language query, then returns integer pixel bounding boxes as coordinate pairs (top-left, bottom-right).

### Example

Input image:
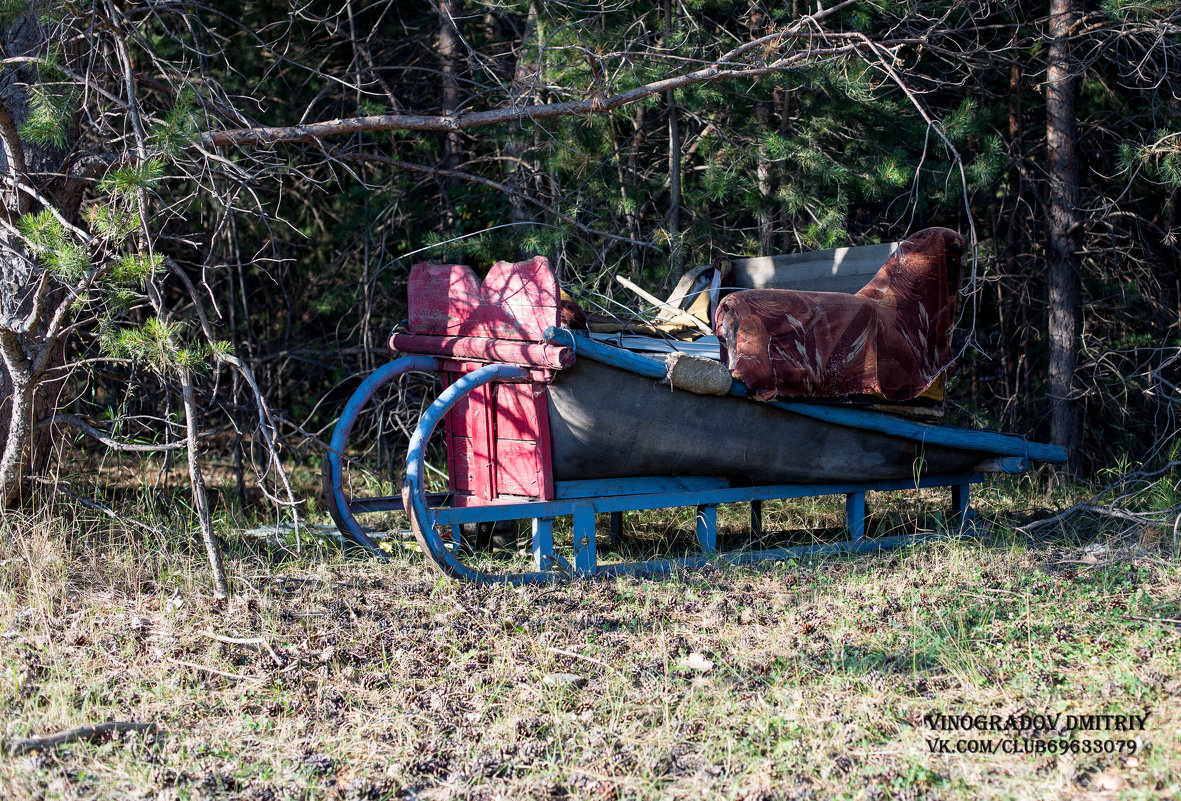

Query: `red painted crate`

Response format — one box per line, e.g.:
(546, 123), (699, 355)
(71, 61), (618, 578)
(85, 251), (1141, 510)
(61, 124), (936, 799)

(391, 256), (565, 502)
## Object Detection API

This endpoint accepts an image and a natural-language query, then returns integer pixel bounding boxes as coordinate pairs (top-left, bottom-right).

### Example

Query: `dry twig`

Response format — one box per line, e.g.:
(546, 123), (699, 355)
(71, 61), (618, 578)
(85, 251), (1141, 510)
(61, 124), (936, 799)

(201, 629), (285, 666)
(7, 722), (158, 755)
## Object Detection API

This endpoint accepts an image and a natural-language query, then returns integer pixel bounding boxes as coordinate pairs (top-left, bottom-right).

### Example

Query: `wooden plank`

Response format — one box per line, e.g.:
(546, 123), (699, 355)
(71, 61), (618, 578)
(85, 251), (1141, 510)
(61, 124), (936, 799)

(696, 504), (718, 553)
(448, 439), (475, 492)
(951, 484), (971, 528)
(446, 392), (472, 438)
(572, 503), (597, 575)
(532, 518), (555, 571)
(446, 375), (554, 502)
(750, 500), (763, 539)
(468, 386), (495, 499)
(433, 470), (988, 525)
(554, 475), (731, 499)
(494, 383), (540, 441)
(495, 440), (542, 496)
(731, 242), (897, 293)
(493, 382), (554, 500)
(408, 264), (481, 335)
(436, 359), (554, 385)
(532, 382), (555, 501)
(845, 492), (866, 540)
(443, 371), (470, 493)
(614, 275), (712, 334)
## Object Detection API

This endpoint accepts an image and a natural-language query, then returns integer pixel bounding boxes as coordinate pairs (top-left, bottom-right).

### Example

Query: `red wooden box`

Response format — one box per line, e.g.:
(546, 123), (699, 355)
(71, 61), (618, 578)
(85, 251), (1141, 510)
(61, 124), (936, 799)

(390, 256), (568, 502)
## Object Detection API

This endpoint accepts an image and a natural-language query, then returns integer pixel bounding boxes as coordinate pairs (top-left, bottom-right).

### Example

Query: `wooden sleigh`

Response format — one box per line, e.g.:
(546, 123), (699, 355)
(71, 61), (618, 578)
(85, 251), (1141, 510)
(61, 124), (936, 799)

(322, 247), (1065, 584)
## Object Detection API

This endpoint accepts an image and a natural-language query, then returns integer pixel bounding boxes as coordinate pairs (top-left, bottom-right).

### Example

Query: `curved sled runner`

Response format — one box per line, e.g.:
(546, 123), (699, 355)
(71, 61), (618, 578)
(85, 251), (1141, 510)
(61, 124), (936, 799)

(323, 254), (1065, 584)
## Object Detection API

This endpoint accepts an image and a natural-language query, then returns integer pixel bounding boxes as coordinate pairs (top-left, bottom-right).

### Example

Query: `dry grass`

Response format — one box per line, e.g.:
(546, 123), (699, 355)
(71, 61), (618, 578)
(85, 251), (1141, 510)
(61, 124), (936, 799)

(1, 481), (1180, 800)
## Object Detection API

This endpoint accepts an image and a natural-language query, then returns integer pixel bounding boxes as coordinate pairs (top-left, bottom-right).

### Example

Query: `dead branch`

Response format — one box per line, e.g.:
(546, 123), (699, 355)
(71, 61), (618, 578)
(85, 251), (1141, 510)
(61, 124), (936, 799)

(180, 368), (229, 599)
(203, 4), (923, 149)
(47, 414), (189, 453)
(1018, 502), (1181, 536)
(166, 657), (262, 683)
(7, 722), (158, 755)
(329, 148), (654, 248)
(200, 629), (284, 666)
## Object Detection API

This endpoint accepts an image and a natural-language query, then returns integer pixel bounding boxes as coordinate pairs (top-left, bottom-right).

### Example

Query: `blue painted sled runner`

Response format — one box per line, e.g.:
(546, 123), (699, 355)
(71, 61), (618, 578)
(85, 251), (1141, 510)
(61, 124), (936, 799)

(322, 256), (1066, 584)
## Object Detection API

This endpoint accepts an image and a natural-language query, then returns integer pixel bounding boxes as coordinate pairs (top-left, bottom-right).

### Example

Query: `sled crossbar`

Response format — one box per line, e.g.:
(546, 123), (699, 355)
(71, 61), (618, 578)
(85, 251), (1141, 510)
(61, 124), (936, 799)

(426, 473), (983, 528)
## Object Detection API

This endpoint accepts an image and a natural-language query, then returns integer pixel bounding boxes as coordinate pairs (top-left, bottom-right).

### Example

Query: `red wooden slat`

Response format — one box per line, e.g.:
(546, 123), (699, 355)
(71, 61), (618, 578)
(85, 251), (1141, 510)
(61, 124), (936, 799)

(448, 439), (474, 492)
(533, 381), (555, 500)
(495, 440), (541, 496)
(468, 386), (495, 499)
(407, 256), (558, 341)
(443, 372), (468, 493)
(445, 392), (472, 438)
(492, 382), (554, 500)
(494, 383), (539, 441)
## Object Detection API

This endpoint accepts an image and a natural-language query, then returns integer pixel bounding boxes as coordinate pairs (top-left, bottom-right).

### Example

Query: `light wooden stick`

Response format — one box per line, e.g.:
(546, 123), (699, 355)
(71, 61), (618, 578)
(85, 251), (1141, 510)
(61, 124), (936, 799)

(614, 275), (713, 335)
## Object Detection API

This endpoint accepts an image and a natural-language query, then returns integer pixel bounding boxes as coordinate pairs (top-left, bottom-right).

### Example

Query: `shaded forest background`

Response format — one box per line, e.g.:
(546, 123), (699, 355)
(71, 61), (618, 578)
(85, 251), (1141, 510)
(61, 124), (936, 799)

(2, 0), (1180, 526)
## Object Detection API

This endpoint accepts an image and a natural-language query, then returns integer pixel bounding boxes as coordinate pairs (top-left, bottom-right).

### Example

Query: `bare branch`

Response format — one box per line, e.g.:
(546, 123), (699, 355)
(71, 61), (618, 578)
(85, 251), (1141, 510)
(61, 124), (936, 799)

(204, 14), (916, 149)
(46, 413), (202, 453)
(7, 722), (158, 756)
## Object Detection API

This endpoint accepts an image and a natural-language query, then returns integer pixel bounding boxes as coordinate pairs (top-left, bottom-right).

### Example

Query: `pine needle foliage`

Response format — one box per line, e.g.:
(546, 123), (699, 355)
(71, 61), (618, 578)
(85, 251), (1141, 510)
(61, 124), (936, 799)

(1120, 133), (1181, 189)
(16, 208), (67, 256)
(941, 98), (981, 145)
(151, 94), (199, 157)
(106, 252), (164, 287)
(1102, 0), (1176, 19)
(967, 135), (1006, 188)
(46, 241), (90, 280)
(16, 209), (92, 280)
(19, 83), (76, 149)
(101, 318), (229, 376)
(97, 159), (165, 201)
(85, 205), (140, 242)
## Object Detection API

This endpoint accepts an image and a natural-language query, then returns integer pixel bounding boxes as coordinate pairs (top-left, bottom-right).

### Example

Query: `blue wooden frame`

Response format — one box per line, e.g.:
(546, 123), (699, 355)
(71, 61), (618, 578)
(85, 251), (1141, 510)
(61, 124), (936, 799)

(321, 354), (441, 558)
(324, 335), (1065, 584)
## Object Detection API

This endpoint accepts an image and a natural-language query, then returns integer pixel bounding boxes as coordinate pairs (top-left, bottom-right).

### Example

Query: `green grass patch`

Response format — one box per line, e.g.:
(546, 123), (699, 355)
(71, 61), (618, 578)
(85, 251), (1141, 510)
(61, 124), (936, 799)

(1, 484), (1179, 799)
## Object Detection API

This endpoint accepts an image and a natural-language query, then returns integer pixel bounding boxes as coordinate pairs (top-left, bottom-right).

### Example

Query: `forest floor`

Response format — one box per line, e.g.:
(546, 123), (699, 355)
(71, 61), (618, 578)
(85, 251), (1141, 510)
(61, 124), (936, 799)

(1, 478), (1179, 800)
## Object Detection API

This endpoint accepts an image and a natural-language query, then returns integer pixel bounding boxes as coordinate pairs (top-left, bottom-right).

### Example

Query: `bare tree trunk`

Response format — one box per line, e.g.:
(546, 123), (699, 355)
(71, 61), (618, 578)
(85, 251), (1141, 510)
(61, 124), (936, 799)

(749, 8), (775, 256)
(180, 368), (228, 599)
(438, 0), (463, 239)
(507, 4), (537, 228)
(1046, 0), (1083, 474)
(0, 13), (65, 508)
(664, 0), (682, 274)
(756, 100), (774, 255)
(0, 338), (32, 507)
